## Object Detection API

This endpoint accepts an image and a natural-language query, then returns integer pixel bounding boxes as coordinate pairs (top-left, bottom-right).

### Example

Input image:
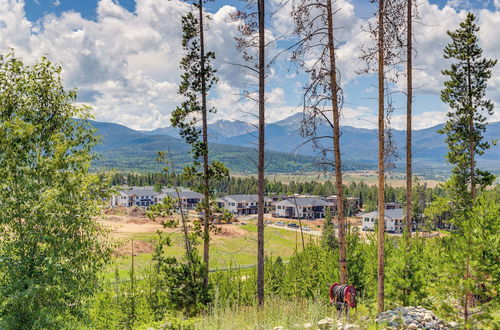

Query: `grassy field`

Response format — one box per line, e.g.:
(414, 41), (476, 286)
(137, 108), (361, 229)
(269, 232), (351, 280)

(235, 171), (444, 188)
(193, 296), (377, 330)
(107, 223), (317, 280)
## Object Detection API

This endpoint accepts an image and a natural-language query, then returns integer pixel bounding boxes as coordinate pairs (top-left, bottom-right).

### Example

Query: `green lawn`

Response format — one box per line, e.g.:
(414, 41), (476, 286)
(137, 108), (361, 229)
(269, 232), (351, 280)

(106, 224), (317, 280)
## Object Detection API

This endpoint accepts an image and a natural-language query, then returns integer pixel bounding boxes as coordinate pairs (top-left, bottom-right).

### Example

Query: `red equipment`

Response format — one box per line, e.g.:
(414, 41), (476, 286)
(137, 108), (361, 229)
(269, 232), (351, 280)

(329, 283), (357, 320)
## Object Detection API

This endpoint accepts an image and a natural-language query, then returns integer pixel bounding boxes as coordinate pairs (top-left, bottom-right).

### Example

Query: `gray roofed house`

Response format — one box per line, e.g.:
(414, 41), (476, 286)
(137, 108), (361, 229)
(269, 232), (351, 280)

(160, 189), (204, 209)
(117, 188), (158, 207)
(272, 197), (334, 219)
(361, 208), (415, 233)
(217, 194), (272, 215)
(110, 186), (202, 209)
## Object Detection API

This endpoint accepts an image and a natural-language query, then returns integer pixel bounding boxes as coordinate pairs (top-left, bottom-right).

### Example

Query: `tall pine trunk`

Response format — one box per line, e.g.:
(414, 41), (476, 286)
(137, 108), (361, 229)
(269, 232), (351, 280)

(198, 0), (211, 289)
(464, 55), (474, 325)
(377, 0), (386, 314)
(326, 0), (347, 284)
(467, 58), (476, 202)
(257, 0), (266, 307)
(405, 0), (413, 236)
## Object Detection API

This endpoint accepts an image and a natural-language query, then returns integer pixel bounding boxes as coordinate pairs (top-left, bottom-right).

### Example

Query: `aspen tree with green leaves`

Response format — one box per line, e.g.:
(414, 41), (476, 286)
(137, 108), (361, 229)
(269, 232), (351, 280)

(0, 54), (111, 329)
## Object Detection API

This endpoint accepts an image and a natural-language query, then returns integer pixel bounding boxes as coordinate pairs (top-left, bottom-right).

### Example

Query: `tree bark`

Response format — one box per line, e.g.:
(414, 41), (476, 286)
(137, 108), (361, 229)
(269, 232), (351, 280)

(467, 58), (476, 202)
(377, 0), (386, 314)
(198, 0), (211, 289)
(465, 56), (474, 325)
(405, 0), (413, 237)
(257, 0), (266, 307)
(326, 0), (347, 285)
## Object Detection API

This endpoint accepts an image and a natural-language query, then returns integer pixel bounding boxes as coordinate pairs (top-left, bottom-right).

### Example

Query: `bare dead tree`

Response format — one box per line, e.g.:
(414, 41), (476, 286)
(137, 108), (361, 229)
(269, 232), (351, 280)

(290, 0), (348, 285)
(359, 0), (407, 313)
(405, 0), (419, 237)
(256, 0), (265, 307)
(231, 0), (267, 306)
(405, 0), (413, 237)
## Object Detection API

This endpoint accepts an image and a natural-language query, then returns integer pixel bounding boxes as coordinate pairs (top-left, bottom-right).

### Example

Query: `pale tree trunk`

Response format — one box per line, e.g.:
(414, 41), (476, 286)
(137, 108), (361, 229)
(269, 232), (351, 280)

(326, 0), (347, 285)
(198, 0), (211, 289)
(467, 58), (476, 202)
(257, 0), (266, 307)
(405, 0), (413, 237)
(377, 0), (386, 314)
(464, 56), (474, 325)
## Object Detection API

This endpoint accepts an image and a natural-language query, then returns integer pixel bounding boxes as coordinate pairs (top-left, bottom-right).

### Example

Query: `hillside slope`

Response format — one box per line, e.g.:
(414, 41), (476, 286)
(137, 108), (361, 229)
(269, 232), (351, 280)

(89, 120), (369, 173)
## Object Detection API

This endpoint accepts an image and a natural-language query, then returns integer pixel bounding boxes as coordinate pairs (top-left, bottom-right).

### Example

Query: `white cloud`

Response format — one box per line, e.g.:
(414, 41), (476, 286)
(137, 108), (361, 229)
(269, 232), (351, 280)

(0, 0), (498, 131)
(0, 0), (248, 129)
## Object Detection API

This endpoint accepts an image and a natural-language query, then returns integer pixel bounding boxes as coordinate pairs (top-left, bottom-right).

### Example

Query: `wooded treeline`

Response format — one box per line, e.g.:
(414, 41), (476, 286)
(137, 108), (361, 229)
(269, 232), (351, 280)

(109, 172), (444, 210)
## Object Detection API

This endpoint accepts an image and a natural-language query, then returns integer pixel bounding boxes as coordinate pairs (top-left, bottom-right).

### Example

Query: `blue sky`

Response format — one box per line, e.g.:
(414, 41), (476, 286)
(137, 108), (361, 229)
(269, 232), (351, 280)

(3, 0), (499, 130)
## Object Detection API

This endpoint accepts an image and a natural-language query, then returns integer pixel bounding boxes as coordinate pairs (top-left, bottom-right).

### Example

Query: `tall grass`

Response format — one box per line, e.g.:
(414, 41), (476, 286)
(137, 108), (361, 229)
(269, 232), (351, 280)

(197, 296), (377, 329)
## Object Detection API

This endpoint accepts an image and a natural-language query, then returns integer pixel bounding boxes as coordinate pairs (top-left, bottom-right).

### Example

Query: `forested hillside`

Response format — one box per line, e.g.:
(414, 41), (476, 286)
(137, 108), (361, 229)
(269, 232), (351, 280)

(89, 120), (375, 173)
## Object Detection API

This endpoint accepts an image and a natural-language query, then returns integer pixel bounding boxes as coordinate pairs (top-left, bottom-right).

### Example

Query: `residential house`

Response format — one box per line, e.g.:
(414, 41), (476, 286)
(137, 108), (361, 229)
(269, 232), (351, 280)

(158, 189), (203, 209)
(385, 202), (402, 209)
(217, 194), (272, 215)
(272, 197), (335, 220)
(110, 187), (158, 207)
(325, 195), (361, 215)
(110, 186), (202, 209)
(361, 208), (419, 233)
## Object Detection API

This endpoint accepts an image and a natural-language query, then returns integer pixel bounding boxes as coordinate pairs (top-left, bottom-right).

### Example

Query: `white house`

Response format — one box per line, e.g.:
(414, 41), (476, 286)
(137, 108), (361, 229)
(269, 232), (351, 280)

(362, 208), (406, 233)
(217, 194), (272, 215)
(157, 189), (203, 209)
(272, 197), (334, 220)
(110, 191), (131, 207)
(110, 186), (202, 209)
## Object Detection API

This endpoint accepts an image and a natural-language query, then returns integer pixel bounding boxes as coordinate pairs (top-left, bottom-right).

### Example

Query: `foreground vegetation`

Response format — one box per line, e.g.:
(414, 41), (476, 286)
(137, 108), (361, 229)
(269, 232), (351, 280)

(108, 224), (308, 280)
(89, 213), (499, 329)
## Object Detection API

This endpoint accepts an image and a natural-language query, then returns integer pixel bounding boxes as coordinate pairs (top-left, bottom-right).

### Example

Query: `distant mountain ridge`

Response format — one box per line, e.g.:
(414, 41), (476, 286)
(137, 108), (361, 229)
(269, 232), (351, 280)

(137, 113), (500, 169)
(140, 119), (255, 141)
(89, 119), (367, 173)
(89, 113), (500, 173)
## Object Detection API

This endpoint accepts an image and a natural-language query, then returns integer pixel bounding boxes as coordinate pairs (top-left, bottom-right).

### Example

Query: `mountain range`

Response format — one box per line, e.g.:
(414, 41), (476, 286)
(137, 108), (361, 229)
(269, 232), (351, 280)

(89, 113), (500, 174)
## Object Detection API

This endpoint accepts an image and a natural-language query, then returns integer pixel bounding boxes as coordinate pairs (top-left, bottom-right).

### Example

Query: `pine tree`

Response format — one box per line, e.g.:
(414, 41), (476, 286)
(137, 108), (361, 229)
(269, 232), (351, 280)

(439, 12), (497, 324)
(171, 2), (229, 289)
(321, 209), (339, 251)
(440, 13), (497, 204)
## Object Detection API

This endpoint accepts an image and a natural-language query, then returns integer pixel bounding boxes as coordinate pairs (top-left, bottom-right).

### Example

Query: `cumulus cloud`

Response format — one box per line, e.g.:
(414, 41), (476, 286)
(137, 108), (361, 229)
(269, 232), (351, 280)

(0, 0), (249, 129)
(0, 0), (498, 131)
